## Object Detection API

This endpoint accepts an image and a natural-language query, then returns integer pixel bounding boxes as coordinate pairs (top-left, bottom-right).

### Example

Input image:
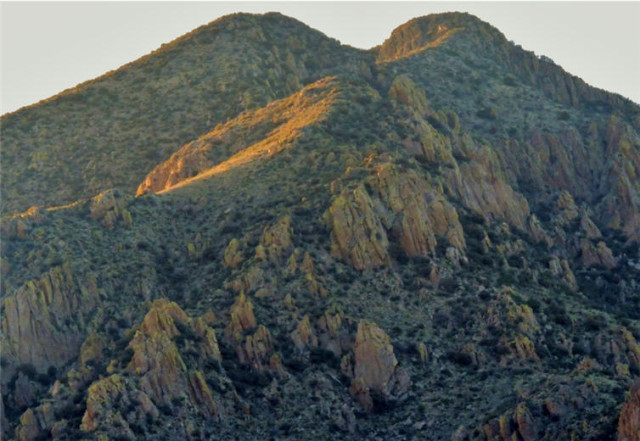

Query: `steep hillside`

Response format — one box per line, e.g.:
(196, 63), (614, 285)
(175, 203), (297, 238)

(1, 11), (639, 441)
(0, 12), (365, 214)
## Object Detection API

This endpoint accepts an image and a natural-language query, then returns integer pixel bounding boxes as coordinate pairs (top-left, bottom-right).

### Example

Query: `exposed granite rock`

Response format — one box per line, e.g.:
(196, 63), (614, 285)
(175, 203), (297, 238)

(499, 334), (539, 364)
(514, 402), (537, 441)
(450, 159), (530, 229)
(348, 321), (410, 410)
(237, 325), (275, 371)
(482, 403), (538, 441)
(224, 292), (257, 344)
(581, 239), (617, 269)
(1, 264), (99, 380)
(15, 404), (55, 441)
(317, 311), (348, 357)
(617, 379), (640, 441)
(89, 188), (132, 228)
(291, 315), (318, 350)
(227, 264), (266, 293)
(324, 184), (390, 270)
(80, 374), (128, 432)
(581, 213), (603, 239)
(598, 115), (640, 241)
(548, 257), (578, 292)
(371, 163), (465, 255)
(417, 120), (457, 167)
(127, 299), (222, 417)
(223, 238), (244, 268)
(528, 214), (553, 246)
(187, 370), (219, 418)
(260, 215), (293, 265)
(136, 77), (340, 195)
(555, 190), (579, 225)
(80, 332), (105, 366)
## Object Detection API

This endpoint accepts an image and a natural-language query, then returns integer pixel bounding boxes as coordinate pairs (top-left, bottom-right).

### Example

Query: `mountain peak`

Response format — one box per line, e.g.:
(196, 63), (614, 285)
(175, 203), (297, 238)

(377, 12), (505, 63)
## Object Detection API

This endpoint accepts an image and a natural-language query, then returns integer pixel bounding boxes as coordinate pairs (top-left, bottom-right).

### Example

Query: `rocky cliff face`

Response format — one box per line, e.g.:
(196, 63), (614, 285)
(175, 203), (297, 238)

(1, 10), (639, 441)
(1, 264), (99, 380)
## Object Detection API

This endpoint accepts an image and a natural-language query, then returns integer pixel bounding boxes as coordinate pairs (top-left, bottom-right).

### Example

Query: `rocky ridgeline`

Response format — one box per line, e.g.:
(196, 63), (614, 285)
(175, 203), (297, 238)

(1, 10), (639, 441)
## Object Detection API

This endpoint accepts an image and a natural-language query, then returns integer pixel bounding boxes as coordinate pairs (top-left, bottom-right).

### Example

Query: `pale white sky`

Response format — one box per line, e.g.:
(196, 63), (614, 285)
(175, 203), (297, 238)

(1, 2), (639, 115)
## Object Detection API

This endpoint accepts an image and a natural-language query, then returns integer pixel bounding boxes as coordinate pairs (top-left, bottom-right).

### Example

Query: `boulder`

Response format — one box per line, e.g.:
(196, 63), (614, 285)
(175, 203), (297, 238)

(348, 321), (410, 410)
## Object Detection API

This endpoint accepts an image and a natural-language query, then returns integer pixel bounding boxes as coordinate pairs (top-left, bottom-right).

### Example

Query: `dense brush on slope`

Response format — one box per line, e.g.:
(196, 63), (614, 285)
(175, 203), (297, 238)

(1, 11), (640, 441)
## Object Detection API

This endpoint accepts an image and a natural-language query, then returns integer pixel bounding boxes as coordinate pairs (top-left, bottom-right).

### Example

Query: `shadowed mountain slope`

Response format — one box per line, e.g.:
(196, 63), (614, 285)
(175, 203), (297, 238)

(1, 11), (640, 441)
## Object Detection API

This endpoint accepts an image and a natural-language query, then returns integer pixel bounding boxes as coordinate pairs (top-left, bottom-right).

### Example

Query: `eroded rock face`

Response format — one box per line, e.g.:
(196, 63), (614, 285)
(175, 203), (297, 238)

(597, 115), (640, 242)
(291, 315), (318, 350)
(324, 184), (390, 270)
(126, 299), (222, 416)
(237, 325), (275, 371)
(324, 163), (468, 270)
(449, 159), (530, 230)
(224, 292), (257, 344)
(223, 238), (244, 268)
(80, 374), (128, 432)
(15, 404), (55, 441)
(371, 163), (465, 255)
(617, 379), (640, 441)
(1, 264), (99, 381)
(89, 188), (132, 228)
(348, 321), (410, 410)
(482, 402), (538, 441)
(581, 239), (617, 269)
(260, 215), (293, 265)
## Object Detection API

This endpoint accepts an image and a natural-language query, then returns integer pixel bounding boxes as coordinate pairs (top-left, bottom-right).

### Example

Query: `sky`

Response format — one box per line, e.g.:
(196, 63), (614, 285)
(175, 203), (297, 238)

(1, 2), (639, 115)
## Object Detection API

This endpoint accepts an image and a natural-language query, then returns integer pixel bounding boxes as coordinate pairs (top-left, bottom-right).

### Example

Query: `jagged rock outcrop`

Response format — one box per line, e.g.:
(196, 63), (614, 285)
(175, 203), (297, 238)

(581, 213), (603, 239)
(598, 115), (640, 241)
(124, 299), (222, 421)
(449, 159), (530, 230)
(377, 13), (468, 63)
(317, 311), (348, 357)
(482, 402), (538, 441)
(237, 325), (280, 372)
(617, 379), (640, 441)
(89, 188), (133, 228)
(324, 184), (390, 270)
(548, 256), (578, 291)
(371, 163), (466, 255)
(80, 374), (130, 433)
(291, 315), (318, 350)
(347, 321), (410, 410)
(224, 292), (257, 343)
(223, 238), (244, 268)
(1, 264), (99, 380)
(15, 404), (55, 441)
(260, 215), (293, 265)
(581, 239), (617, 269)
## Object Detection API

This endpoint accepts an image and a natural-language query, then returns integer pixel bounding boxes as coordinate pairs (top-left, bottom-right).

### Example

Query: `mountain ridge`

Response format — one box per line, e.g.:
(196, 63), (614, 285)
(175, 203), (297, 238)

(1, 11), (640, 441)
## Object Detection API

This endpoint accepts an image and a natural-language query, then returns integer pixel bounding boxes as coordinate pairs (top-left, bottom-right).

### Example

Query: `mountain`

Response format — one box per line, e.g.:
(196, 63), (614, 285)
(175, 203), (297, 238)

(1, 11), (639, 441)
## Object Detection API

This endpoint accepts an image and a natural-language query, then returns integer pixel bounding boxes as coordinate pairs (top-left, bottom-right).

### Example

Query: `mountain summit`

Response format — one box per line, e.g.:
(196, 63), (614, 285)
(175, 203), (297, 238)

(1, 12), (639, 441)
